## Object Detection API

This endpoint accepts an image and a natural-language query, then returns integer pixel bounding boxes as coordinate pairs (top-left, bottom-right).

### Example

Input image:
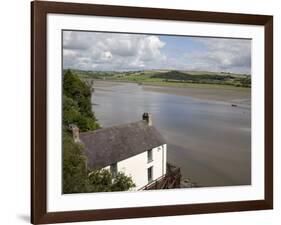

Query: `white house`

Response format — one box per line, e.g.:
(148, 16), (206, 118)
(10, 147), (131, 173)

(72, 113), (167, 190)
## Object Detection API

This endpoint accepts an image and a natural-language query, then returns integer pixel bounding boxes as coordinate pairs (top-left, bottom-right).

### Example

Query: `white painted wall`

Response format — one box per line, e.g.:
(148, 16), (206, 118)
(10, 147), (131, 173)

(104, 144), (167, 190)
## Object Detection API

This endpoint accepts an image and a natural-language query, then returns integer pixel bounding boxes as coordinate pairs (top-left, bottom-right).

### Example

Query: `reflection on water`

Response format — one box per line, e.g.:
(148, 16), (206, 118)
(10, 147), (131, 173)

(92, 81), (251, 187)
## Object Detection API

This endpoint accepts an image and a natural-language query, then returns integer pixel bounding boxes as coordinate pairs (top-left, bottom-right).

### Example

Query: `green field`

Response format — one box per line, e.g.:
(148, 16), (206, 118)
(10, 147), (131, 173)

(67, 69), (251, 89)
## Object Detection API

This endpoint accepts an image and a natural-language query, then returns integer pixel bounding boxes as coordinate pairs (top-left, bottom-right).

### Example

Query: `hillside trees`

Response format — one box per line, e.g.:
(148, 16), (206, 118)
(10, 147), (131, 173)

(63, 70), (100, 131)
(63, 132), (88, 193)
(62, 70), (135, 193)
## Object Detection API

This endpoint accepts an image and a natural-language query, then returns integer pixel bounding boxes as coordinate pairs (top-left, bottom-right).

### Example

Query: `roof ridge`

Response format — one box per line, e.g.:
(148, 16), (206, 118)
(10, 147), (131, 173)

(80, 120), (147, 135)
(79, 119), (165, 169)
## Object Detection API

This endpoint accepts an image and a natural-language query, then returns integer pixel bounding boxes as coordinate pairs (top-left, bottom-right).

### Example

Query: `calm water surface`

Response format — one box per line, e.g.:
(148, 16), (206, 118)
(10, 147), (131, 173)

(92, 81), (251, 187)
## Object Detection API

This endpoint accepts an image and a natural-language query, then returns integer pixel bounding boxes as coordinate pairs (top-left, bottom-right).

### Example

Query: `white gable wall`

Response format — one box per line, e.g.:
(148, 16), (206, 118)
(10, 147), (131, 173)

(104, 144), (167, 190)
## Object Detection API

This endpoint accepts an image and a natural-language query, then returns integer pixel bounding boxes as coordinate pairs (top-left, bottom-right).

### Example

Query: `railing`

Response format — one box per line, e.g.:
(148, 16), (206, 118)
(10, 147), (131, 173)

(139, 163), (181, 190)
(139, 174), (166, 190)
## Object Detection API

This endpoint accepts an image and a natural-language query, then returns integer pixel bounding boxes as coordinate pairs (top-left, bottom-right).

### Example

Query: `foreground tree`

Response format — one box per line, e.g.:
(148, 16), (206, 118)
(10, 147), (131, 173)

(63, 132), (88, 193)
(87, 169), (136, 192)
(62, 70), (135, 193)
(63, 132), (136, 193)
(63, 70), (100, 131)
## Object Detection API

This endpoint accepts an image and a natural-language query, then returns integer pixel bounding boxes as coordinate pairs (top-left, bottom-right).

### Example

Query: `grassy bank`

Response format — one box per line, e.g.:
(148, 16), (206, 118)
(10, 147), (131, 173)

(69, 69), (251, 90)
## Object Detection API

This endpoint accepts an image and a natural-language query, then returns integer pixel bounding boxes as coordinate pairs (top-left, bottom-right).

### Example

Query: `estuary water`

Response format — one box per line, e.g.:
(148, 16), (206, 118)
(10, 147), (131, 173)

(91, 81), (251, 187)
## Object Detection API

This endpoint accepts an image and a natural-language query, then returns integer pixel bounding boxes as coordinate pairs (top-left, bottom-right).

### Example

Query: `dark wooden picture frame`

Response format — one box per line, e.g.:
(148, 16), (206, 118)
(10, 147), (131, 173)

(31, 1), (273, 224)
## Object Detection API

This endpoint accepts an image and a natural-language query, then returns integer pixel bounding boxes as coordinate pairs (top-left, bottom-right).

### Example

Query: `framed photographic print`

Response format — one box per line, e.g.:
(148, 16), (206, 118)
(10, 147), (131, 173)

(31, 1), (273, 224)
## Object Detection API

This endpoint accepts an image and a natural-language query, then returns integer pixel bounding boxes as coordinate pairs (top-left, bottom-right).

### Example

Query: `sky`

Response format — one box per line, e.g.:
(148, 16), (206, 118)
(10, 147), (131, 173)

(63, 30), (251, 74)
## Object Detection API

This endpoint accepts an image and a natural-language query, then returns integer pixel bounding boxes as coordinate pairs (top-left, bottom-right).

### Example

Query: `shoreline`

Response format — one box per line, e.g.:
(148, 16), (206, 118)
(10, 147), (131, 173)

(92, 79), (251, 187)
(93, 80), (251, 108)
(143, 85), (251, 107)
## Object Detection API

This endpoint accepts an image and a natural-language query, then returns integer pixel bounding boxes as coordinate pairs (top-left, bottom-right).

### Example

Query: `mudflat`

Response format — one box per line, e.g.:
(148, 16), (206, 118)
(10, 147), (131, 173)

(143, 85), (251, 106)
(93, 80), (251, 106)
(92, 80), (251, 187)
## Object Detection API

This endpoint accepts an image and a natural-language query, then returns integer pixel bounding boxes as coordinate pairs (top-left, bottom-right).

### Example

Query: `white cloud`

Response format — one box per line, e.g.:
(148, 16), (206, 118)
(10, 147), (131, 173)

(184, 38), (251, 74)
(63, 31), (251, 74)
(63, 31), (166, 71)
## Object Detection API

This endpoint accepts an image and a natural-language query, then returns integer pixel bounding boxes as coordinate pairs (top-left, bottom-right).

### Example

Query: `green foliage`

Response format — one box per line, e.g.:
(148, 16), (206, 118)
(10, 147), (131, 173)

(234, 76), (251, 87)
(63, 132), (135, 194)
(152, 70), (212, 81)
(67, 69), (251, 88)
(67, 69), (118, 79)
(63, 141), (136, 194)
(111, 172), (136, 191)
(62, 95), (80, 125)
(64, 70), (91, 100)
(86, 170), (136, 192)
(63, 70), (100, 131)
(151, 70), (251, 87)
(63, 132), (88, 194)
(62, 70), (135, 193)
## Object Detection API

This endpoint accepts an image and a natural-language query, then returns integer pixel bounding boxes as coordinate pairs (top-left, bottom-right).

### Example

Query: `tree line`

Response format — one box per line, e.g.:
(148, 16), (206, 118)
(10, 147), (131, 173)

(151, 70), (251, 87)
(63, 70), (135, 193)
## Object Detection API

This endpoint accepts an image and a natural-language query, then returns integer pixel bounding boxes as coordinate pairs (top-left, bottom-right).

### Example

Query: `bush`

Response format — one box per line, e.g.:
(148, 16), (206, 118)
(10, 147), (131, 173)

(63, 132), (88, 193)
(62, 70), (135, 193)
(86, 170), (136, 192)
(111, 172), (136, 191)
(62, 70), (100, 131)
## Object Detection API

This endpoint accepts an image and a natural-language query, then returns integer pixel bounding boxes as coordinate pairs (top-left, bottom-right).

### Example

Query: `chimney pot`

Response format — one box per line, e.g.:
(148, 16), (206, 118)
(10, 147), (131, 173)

(69, 124), (80, 143)
(142, 112), (152, 126)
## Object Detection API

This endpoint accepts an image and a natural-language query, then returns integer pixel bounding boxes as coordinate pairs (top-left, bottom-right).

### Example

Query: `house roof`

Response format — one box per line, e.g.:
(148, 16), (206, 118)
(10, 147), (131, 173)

(79, 120), (166, 169)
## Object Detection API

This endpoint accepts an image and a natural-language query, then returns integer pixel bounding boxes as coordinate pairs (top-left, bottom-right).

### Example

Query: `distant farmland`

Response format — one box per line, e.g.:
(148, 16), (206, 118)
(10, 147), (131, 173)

(65, 69), (251, 88)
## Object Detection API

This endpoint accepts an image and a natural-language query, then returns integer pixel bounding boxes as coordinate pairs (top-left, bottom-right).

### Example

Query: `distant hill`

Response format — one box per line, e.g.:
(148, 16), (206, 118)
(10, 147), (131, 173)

(150, 70), (250, 87)
(64, 69), (251, 88)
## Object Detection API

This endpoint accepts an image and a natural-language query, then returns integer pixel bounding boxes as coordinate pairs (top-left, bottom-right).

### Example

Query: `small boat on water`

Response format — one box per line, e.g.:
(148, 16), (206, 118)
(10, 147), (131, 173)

(231, 104), (237, 107)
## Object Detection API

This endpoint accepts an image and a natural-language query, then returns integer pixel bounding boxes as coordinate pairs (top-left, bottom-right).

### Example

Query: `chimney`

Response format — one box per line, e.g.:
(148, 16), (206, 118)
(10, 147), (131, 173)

(142, 112), (152, 126)
(69, 124), (80, 143)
